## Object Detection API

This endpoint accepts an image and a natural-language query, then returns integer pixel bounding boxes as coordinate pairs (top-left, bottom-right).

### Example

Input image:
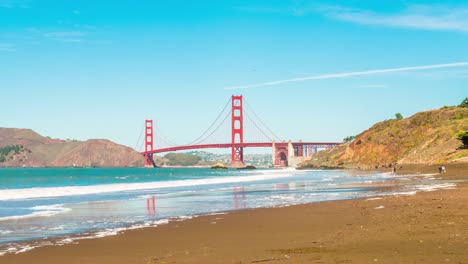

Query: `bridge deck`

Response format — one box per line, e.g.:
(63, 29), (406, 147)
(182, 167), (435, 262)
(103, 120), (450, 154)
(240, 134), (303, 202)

(142, 142), (341, 155)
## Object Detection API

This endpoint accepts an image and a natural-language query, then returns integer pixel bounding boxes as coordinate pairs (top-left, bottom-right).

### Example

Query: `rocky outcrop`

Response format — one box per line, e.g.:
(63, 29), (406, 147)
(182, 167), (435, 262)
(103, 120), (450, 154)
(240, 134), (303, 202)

(211, 163), (228, 169)
(237, 165), (256, 170)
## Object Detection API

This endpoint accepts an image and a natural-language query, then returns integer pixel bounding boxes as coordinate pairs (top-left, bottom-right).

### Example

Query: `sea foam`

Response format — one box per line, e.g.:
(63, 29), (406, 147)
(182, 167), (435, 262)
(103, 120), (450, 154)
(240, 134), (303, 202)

(0, 172), (293, 201)
(0, 204), (71, 221)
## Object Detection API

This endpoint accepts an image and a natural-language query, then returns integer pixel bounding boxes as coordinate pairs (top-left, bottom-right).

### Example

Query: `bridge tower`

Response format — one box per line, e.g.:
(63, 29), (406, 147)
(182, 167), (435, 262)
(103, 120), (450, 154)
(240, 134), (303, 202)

(231, 95), (244, 167)
(144, 119), (156, 168)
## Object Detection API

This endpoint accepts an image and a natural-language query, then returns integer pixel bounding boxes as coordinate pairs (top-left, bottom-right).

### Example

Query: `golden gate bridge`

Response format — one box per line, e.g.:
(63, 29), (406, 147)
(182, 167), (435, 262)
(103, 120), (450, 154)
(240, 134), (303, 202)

(138, 95), (341, 168)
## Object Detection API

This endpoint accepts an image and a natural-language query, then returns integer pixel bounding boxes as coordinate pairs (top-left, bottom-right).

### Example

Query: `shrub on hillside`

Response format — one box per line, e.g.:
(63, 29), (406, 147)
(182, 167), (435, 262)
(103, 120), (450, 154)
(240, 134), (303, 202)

(441, 105), (455, 110)
(0, 145), (28, 163)
(164, 153), (201, 166)
(459, 97), (468, 108)
(343, 136), (355, 143)
(457, 131), (468, 148)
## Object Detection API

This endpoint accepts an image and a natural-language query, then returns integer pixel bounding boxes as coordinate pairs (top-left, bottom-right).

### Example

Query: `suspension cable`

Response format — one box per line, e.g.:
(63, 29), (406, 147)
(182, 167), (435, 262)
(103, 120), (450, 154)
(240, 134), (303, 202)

(186, 97), (232, 146)
(244, 99), (282, 141)
(133, 121), (144, 152)
(191, 109), (231, 145)
(244, 110), (273, 142)
(154, 123), (179, 147)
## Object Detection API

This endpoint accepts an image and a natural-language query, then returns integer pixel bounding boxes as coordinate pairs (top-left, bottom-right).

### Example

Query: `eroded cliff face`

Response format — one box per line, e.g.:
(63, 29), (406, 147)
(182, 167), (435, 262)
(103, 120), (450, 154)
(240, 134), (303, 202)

(0, 128), (145, 167)
(300, 107), (468, 169)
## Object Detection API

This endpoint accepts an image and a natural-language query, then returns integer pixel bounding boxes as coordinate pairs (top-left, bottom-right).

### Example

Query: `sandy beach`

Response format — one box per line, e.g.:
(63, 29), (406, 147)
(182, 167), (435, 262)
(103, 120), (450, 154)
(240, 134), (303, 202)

(1, 164), (467, 264)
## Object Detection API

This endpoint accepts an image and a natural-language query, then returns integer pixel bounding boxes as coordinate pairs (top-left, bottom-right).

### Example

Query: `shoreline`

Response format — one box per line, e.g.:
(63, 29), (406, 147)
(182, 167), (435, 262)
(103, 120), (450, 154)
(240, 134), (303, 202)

(1, 164), (467, 263)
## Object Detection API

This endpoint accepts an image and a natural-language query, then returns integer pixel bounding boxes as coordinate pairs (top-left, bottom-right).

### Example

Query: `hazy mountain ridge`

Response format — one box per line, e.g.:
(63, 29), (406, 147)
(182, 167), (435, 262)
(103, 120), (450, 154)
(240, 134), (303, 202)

(299, 107), (468, 169)
(0, 128), (144, 167)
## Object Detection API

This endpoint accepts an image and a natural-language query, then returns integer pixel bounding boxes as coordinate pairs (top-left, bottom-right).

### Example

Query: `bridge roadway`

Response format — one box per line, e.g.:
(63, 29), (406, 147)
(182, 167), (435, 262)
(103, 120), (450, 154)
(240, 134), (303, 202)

(142, 142), (341, 155)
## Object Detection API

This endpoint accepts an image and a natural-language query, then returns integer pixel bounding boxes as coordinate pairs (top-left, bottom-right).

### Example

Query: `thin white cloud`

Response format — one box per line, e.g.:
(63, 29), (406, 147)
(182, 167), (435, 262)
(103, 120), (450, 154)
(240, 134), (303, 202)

(44, 31), (87, 42)
(225, 62), (468, 90)
(0, 43), (15, 51)
(322, 5), (468, 32)
(0, 0), (29, 8)
(20, 27), (97, 44)
(238, 5), (316, 17)
(240, 4), (468, 32)
(360, 84), (386, 88)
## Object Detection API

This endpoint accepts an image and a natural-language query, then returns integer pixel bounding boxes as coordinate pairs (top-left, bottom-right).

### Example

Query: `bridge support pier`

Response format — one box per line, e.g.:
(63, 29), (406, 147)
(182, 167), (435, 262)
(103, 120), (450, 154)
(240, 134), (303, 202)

(144, 120), (156, 168)
(272, 142), (289, 167)
(288, 140), (294, 165)
(272, 141), (276, 167)
(231, 95), (244, 167)
(286, 141), (312, 168)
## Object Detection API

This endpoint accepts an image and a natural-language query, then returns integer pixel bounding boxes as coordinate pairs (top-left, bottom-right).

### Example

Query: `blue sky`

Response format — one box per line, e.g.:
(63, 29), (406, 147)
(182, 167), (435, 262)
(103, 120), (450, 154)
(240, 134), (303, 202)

(1, 0), (467, 152)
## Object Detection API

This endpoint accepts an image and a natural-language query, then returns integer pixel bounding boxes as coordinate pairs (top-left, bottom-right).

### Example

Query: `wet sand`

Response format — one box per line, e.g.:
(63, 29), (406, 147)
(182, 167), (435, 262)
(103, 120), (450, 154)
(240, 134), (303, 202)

(1, 164), (467, 264)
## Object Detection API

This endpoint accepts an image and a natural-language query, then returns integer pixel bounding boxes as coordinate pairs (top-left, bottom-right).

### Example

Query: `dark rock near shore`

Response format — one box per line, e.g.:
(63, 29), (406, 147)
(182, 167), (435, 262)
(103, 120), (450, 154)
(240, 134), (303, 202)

(237, 165), (257, 170)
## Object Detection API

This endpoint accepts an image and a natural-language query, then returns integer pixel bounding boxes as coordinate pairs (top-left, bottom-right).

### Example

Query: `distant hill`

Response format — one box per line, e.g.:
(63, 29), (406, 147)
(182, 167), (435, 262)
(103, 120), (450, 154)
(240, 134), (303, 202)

(163, 153), (202, 166)
(0, 128), (146, 167)
(299, 106), (468, 169)
(154, 151), (273, 167)
(185, 151), (273, 167)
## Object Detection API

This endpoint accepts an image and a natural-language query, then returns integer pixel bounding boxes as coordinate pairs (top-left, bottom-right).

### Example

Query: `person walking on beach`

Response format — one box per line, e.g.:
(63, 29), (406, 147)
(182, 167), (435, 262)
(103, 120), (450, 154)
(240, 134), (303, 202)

(438, 166), (442, 174)
(442, 165), (446, 174)
(392, 166), (397, 175)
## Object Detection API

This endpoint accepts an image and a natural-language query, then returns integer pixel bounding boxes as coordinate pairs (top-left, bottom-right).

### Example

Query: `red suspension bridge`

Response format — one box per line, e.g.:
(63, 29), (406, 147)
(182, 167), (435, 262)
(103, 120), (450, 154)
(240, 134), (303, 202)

(139, 95), (341, 168)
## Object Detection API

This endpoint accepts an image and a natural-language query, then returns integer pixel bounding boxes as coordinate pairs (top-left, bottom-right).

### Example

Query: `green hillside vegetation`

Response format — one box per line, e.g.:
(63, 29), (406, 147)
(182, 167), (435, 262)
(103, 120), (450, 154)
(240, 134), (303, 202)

(300, 102), (468, 169)
(164, 153), (201, 166)
(343, 136), (355, 143)
(0, 145), (30, 163)
(457, 131), (468, 148)
(459, 97), (468, 108)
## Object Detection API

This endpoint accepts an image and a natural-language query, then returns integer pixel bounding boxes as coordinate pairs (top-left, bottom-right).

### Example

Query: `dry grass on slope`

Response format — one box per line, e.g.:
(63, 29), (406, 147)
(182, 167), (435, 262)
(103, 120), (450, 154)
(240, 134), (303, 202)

(300, 107), (468, 169)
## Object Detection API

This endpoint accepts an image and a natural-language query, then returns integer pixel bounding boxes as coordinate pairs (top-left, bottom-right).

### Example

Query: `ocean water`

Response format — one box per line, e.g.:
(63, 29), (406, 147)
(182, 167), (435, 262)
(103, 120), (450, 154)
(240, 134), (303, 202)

(0, 167), (454, 256)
